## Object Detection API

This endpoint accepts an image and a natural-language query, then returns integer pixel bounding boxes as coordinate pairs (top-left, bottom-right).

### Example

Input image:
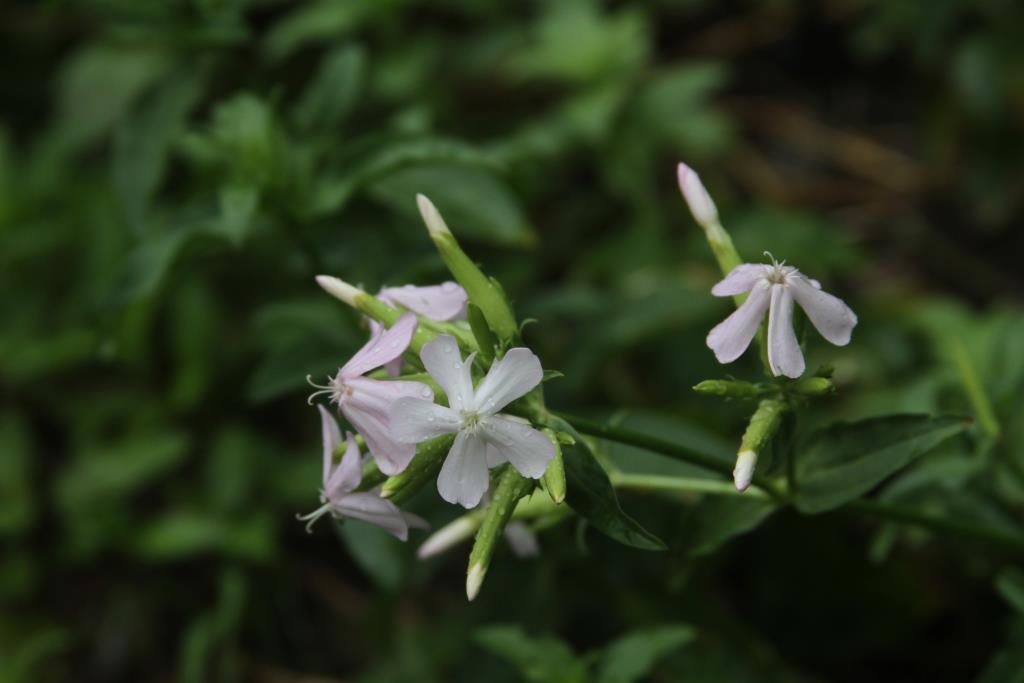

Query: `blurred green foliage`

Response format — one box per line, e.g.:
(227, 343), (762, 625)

(3, 0), (1024, 681)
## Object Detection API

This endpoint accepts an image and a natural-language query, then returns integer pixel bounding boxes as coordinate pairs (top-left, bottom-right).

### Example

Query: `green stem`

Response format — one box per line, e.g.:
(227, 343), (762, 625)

(562, 413), (1024, 558)
(558, 413), (786, 500)
(611, 472), (771, 499)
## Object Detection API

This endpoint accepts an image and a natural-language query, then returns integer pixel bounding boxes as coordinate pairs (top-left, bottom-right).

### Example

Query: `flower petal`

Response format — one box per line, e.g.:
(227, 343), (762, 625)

(485, 443), (507, 468)
(389, 397), (462, 443)
(503, 521), (540, 558)
(334, 491), (412, 540)
(706, 279), (771, 363)
(341, 313), (418, 378)
(325, 430), (363, 499)
(711, 264), (766, 297)
(379, 282), (468, 321)
(437, 431), (490, 509)
(473, 348), (544, 415)
(767, 284), (805, 378)
(317, 404), (343, 485)
(480, 415), (555, 479)
(420, 335), (475, 411)
(368, 320), (405, 377)
(788, 276), (858, 346)
(342, 377), (433, 475)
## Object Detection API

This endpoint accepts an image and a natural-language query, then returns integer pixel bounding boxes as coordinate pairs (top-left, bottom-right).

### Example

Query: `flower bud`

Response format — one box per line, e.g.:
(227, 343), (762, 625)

(466, 466), (532, 600)
(418, 514), (482, 560)
(676, 162), (742, 278)
(417, 194), (519, 342)
(792, 377), (835, 396)
(540, 429), (566, 504)
(735, 398), (787, 492)
(316, 274), (474, 351)
(693, 379), (764, 398)
(676, 162), (719, 228)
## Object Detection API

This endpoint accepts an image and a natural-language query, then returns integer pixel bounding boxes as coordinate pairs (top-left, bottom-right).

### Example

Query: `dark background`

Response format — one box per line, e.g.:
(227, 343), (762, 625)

(3, 0), (1024, 681)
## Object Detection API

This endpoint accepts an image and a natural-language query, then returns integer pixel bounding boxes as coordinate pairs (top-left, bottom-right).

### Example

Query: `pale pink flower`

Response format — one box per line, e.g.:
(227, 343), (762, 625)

(707, 258), (858, 378)
(371, 282), (468, 376)
(307, 313), (434, 475)
(297, 405), (428, 540)
(389, 335), (555, 509)
(379, 282), (468, 322)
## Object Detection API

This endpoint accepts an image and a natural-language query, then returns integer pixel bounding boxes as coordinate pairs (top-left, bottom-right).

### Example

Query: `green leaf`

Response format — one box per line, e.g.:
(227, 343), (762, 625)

(0, 414), (34, 537)
(132, 511), (274, 562)
(596, 624), (696, 683)
(676, 496), (776, 557)
(216, 184), (260, 245)
(369, 163), (535, 246)
(293, 45), (365, 131)
(475, 625), (585, 683)
(997, 568), (1024, 615)
(795, 415), (970, 513)
(113, 72), (204, 231)
(55, 43), (170, 151)
(263, 0), (395, 61)
(976, 647), (1024, 683)
(179, 568), (247, 683)
(544, 417), (666, 550)
(337, 518), (407, 591)
(55, 431), (189, 513)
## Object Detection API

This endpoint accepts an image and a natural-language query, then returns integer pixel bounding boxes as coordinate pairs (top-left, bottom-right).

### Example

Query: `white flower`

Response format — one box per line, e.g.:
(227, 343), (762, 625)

(297, 405), (428, 540)
(389, 335), (555, 509)
(707, 257), (858, 378)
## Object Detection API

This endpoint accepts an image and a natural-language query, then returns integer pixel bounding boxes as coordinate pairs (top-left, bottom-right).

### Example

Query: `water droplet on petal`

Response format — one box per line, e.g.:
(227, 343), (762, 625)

(453, 362), (461, 370)
(420, 386), (432, 398)
(442, 345), (452, 354)
(442, 282), (457, 292)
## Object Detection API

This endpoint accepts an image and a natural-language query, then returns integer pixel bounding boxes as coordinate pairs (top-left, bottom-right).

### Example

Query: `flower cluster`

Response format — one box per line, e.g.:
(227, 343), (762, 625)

(299, 196), (557, 587)
(298, 168), (861, 599)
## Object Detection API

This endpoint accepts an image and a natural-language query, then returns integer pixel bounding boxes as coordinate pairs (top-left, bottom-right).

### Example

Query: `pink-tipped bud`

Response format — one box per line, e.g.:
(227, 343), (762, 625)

(677, 162), (719, 229)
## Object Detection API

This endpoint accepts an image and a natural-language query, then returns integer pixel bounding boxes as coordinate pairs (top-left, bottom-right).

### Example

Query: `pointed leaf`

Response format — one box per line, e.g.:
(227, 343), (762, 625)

(796, 415), (970, 513)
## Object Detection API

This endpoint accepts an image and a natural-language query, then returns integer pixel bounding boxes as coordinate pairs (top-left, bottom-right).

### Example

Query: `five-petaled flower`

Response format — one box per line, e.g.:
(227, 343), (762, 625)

(389, 335), (555, 509)
(707, 257), (858, 378)
(307, 313), (434, 475)
(297, 405), (428, 540)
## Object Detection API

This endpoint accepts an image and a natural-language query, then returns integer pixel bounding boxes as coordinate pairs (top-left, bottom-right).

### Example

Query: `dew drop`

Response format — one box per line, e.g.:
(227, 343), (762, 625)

(453, 362), (461, 370)
(442, 282), (457, 292)
(442, 344), (453, 354)
(420, 386), (432, 398)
